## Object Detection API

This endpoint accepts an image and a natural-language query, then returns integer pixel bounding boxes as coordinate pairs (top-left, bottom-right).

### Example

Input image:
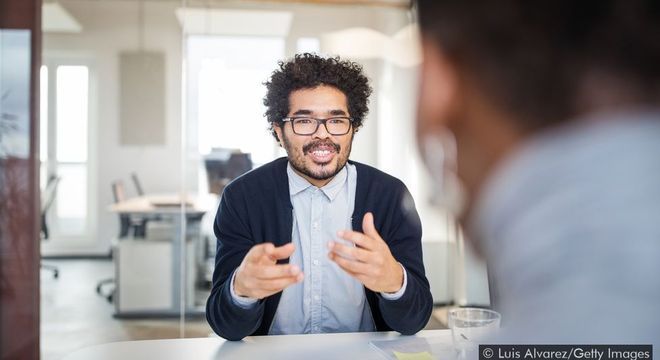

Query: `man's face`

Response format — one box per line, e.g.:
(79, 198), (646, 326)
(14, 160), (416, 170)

(275, 85), (355, 185)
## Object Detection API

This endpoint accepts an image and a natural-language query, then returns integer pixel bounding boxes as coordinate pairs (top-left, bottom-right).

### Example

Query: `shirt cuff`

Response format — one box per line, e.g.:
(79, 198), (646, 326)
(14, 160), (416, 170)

(229, 269), (259, 308)
(380, 262), (407, 300)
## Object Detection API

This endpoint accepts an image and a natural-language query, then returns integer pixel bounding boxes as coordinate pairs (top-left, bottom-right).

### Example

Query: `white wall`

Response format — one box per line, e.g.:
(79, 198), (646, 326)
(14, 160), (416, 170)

(44, 0), (184, 254)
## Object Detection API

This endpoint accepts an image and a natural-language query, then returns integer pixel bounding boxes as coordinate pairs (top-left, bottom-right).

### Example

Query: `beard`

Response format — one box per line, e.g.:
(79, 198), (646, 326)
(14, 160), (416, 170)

(281, 132), (353, 182)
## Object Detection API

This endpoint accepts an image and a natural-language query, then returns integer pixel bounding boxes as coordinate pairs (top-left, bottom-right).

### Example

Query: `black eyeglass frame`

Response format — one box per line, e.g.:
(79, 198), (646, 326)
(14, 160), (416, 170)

(281, 116), (354, 136)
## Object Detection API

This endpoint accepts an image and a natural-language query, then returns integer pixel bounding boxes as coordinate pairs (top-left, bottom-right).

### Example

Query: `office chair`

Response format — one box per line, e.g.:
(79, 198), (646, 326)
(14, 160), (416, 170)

(131, 172), (144, 197)
(96, 180), (148, 303)
(131, 171), (162, 225)
(41, 175), (61, 279)
(112, 180), (148, 238)
(204, 150), (252, 195)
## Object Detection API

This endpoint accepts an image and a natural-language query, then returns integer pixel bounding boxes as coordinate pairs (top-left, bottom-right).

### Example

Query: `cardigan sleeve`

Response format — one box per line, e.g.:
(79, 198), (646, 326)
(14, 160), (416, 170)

(374, 183), (434, 335)
(205, 183), (266, 341)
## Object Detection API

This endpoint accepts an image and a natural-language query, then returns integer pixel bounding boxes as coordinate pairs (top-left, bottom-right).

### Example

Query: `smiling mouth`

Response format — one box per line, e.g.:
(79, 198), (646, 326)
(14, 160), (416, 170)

(304, 142), (340, 164)
(308, 147), (335, 164)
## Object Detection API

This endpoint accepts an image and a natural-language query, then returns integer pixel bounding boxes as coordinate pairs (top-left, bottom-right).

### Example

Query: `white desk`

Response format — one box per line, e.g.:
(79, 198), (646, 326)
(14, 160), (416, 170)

(108, 194), (213, 318)
(108, 194), (209, 216)
(62, 330), (456, 360)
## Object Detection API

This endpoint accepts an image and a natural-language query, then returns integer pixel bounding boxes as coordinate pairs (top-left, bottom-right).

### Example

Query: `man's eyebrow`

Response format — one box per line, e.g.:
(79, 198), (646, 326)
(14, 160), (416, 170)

(290, 109), (348, 116)
(329, 109), (348, 116)
(291, 109), (313, 116)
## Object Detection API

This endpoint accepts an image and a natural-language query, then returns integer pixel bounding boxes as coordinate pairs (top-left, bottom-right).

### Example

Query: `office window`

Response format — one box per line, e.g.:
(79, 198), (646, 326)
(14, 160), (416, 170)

(56, 65), (88, 162)
(40, 63), (90, 237)
(188, 36), (285, 166)
(55, 65), (88, 232)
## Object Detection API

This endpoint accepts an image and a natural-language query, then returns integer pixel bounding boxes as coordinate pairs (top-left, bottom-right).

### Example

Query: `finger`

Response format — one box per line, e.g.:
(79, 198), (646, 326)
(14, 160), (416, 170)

(362, 212), (382, 240)
(328, 252), (357, 278)
(337, 230), (376, 250)
(247, 243), (275, 263)
(254, 263), (301, 280)
(328, 241), (370, 262)
(255, 273), (304, 293)
(328, 251), (372, 275)
(266, 242), (296, 260)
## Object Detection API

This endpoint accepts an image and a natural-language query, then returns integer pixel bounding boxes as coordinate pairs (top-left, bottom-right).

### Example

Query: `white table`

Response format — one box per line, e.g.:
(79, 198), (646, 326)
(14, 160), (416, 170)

(108, 194), (213, 318)
(108, 194), (209, 215)
(62, 330), (456, 360)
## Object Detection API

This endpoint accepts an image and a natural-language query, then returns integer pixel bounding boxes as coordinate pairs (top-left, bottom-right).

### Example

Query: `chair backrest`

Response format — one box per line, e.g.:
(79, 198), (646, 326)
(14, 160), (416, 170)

(226, 153), (252, 180)
(111, 180), (131, 238)
(41, 175), (61, 213)
(111, 180), (126, 204)
(131, 172), (144, 196)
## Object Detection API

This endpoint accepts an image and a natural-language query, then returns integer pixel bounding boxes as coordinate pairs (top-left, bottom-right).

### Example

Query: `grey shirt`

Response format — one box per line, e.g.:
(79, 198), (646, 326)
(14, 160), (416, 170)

(472, 110), (660, 345)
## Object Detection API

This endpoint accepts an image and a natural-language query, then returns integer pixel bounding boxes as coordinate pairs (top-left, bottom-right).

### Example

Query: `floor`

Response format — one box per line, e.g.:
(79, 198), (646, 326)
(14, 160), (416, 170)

(40, 259), (447, 360)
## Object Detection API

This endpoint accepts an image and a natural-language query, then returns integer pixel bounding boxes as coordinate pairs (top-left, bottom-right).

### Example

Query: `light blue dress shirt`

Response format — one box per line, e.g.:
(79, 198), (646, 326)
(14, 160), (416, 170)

(229, 162), (407, 334)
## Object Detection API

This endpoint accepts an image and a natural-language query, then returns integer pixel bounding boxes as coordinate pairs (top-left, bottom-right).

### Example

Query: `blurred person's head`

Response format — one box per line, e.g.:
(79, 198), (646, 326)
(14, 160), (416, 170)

(415, 0), (660, 230)
(264, 53), (372, 186)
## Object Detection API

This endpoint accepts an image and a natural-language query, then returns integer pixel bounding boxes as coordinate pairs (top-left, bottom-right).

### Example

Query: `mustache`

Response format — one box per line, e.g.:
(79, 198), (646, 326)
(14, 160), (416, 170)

(302, 140), (341, 155)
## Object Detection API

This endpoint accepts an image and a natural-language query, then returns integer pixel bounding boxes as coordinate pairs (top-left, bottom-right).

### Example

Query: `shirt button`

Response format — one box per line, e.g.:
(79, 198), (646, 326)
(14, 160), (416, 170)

(314, 295), (320, 301)
(312, 222), (319, 229)
(313, 259), (319, 266)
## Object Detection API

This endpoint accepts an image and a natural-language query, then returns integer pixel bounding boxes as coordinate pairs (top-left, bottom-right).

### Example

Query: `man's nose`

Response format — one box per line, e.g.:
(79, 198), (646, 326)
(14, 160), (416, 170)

(312, 121), (331, 139)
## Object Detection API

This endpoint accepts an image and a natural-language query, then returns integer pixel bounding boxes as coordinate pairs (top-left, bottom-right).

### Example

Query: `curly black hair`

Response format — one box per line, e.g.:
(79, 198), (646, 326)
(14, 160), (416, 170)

(263, 53), (373, 141)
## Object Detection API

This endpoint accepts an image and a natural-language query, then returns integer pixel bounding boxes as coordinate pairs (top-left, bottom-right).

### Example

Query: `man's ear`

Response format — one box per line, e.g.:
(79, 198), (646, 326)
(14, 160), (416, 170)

(273, 125), (283, 146)
(416, 38), (459, 136)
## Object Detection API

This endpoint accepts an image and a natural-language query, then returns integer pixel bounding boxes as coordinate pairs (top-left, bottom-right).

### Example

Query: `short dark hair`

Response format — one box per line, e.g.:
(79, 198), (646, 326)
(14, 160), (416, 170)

(263, 53), (372, 141)
(417, 0), (660, 130)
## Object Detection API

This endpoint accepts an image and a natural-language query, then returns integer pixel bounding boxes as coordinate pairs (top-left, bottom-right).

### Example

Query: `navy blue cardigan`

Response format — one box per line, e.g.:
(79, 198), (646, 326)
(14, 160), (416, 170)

(206, 157), (433, 340)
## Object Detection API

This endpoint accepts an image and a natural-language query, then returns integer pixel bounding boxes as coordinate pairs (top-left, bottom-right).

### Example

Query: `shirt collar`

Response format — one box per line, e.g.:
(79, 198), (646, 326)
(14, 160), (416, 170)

(287, 163), (313, 196)
(319, 165), (348, 201)
(286, 161), (348, 201)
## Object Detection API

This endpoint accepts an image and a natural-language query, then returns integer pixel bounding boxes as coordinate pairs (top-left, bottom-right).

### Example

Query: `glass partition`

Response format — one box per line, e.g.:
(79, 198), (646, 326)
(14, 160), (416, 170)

(37, 1), (486, 358)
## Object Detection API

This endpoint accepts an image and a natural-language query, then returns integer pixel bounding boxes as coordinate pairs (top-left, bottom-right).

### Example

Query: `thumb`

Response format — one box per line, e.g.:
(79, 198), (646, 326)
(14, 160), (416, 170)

(362, 212), (379, 238)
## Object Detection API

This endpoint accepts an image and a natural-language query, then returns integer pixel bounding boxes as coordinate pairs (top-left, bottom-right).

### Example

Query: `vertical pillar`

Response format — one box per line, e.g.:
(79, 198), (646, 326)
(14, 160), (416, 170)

(0, 0), (41, 359)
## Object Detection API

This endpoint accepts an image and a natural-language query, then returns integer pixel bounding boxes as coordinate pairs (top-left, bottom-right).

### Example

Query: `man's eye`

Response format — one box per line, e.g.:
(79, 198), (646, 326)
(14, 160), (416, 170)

(328, 118), (347, 124)
(295, 118), (313, 124)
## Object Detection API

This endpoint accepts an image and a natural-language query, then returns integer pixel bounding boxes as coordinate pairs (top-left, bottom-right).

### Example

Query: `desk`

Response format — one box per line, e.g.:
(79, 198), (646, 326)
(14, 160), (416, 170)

(108, 194), (209, 216)
(108, 194), (213, 318)
(62, 330), (456, 360)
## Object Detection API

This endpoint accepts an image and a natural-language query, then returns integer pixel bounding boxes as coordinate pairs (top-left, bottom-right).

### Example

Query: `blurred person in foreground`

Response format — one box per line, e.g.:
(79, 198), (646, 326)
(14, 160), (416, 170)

(416, 0), (660, 344)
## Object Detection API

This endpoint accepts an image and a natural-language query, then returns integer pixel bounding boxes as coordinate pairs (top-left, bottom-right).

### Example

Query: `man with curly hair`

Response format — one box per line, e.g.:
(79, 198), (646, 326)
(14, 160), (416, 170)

(206, 53), (433, 340)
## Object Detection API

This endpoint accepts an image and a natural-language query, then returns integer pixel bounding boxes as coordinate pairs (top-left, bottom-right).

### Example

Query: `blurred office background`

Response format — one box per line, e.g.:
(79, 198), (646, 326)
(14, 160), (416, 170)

(2, 0), (489, 359)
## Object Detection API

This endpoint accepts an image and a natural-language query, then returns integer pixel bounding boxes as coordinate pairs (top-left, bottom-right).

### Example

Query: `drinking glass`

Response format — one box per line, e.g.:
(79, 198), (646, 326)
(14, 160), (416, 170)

(448, 308), (501, 359)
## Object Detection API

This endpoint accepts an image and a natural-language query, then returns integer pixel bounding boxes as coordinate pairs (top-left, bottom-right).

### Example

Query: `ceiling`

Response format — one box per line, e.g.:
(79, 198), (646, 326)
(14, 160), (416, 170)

(47, 0), (412, 9)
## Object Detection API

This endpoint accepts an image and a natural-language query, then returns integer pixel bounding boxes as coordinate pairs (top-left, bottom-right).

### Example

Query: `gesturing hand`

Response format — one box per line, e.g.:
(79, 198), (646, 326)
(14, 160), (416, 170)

(234, 242), (303, 299)
(328, 212), (403, 293)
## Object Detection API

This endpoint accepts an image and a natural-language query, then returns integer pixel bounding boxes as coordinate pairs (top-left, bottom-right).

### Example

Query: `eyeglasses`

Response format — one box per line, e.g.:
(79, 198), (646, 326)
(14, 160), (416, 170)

(282, 116), (353, 136)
